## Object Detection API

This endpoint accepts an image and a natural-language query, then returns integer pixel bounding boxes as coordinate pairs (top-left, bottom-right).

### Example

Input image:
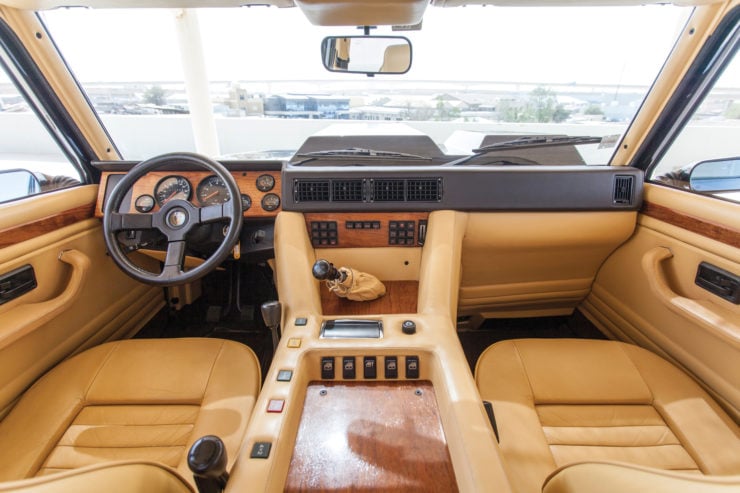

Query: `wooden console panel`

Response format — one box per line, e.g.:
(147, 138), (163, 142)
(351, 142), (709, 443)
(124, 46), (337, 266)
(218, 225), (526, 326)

(319, 280), (418, 316)
(285, 381), (458, 492)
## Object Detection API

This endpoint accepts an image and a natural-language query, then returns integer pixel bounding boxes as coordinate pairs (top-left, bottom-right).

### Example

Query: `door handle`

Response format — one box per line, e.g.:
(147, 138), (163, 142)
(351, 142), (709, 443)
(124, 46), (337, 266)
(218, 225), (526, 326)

(0, 249), (90, 350)
(641, 247), (739, 344)
(0, 265), (37, 305)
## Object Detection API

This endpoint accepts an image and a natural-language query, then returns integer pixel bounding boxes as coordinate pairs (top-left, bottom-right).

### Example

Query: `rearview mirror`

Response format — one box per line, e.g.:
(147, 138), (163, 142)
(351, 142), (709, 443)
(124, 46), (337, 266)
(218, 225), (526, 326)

(689, 157), (740, 193)
(0, 169), (41, 202)
(321, 36), (412, 75)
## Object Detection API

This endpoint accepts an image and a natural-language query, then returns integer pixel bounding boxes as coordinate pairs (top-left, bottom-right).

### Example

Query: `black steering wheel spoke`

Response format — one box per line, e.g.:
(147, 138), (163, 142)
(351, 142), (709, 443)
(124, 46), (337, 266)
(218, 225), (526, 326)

(161, 240), (186, 280)
(108, 212), (154, 232)
(199, 202), (233, 224)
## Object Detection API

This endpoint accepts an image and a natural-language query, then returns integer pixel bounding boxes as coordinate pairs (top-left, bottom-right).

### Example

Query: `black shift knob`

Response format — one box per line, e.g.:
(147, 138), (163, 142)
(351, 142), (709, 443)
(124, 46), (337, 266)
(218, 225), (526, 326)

(188, 435), (228, 493)
(312, 259), (342, 281)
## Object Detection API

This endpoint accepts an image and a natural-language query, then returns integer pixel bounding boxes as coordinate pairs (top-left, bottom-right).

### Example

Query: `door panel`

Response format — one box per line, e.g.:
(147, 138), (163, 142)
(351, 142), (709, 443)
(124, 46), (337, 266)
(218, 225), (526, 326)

(0, 186), (164, 416)
(582, 184), (740, 421)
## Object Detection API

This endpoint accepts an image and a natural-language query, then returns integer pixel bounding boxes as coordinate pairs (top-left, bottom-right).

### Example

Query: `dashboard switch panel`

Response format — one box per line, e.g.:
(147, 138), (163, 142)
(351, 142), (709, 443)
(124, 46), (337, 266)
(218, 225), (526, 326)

(310, 221), (338, 247)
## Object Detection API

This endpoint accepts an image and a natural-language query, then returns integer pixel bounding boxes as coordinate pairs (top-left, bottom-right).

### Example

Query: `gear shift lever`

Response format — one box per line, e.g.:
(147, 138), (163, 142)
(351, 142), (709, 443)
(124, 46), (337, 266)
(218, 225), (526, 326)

(188, 435), (229, 493)
(312, 259), (346, 282)
(261, 300), (281, 354)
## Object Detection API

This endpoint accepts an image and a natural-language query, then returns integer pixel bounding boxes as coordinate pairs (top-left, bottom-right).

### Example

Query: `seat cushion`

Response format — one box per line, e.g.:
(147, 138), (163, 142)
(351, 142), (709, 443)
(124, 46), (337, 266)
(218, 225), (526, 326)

(0, 338), (260, 486)
(542, 462), (740, 493)
(475, 339), (740, 493)
(0, 461), (193, 493)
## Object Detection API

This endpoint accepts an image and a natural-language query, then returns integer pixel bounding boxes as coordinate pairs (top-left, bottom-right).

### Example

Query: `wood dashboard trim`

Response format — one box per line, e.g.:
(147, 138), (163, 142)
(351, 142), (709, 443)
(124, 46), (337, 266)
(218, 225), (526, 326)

(95, 171), (282, 218)
(641, 201), (740, 248)
(0, 203), (95, 248)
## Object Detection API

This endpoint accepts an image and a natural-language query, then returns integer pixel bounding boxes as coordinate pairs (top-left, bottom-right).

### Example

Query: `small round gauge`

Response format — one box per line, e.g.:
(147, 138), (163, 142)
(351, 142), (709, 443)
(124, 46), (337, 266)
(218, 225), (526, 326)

(261, 193), (280, 212)
(134, 194), (155, 213)
(256, 174), (275, 192)
(197, 175), (230, 205)
(154, 175), (191, 206)
(241, 194), (252, 212)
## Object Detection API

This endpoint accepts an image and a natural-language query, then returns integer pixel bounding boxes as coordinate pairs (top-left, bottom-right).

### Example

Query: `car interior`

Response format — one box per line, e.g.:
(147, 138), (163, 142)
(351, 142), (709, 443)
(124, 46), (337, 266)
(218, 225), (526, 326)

(0, 0), (738, 492)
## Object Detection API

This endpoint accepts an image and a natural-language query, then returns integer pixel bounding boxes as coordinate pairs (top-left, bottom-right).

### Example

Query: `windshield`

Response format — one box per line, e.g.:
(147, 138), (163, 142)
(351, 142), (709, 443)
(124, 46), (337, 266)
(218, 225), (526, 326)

(40, 5), (691, 164)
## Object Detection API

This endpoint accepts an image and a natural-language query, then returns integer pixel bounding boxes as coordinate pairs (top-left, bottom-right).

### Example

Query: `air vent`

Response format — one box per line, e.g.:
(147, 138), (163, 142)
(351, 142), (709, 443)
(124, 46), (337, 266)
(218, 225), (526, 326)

(332, 180), (364, 202)
(294, 180), (330, 202)
(613, 175), (634, 205)
(373, 179), (405, 202)
(407, 178), (442, 202)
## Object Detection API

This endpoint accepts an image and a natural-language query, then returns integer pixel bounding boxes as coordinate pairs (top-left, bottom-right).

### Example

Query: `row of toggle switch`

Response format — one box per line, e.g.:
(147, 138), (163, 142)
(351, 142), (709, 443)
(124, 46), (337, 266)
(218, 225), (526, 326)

(321, 355), (419, 380)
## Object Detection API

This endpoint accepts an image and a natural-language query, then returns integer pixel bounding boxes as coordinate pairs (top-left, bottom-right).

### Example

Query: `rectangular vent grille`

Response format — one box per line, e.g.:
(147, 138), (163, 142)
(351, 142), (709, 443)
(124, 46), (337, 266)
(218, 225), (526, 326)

(373, 179), (405, 202)
(331, 180), (364, 202)
(613, 175), (634, 205)
(407, 179), (442, 202)
(294, 180), (330, 202)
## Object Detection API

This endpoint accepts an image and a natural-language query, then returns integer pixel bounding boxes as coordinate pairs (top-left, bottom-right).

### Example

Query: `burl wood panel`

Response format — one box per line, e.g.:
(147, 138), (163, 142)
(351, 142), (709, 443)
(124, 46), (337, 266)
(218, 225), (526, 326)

(0, 203), (95, 248)
(305, 212), (429, 248)
(285, 382), (458, 493)
(320, 280), (418, 315)
(95, 171), (282, 218)
(641, 201), (740, 248)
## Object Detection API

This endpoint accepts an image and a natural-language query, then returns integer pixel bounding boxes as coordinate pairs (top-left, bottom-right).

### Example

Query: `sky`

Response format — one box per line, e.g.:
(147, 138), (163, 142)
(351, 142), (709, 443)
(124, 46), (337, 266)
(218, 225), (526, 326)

(35, 4), (705, 88)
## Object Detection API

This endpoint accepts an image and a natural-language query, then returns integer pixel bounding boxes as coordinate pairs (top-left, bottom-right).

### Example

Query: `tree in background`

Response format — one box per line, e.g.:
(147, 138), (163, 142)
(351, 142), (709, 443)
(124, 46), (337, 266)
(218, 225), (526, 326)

(143, 85), (167, 106)
(499, 86), (570, 123)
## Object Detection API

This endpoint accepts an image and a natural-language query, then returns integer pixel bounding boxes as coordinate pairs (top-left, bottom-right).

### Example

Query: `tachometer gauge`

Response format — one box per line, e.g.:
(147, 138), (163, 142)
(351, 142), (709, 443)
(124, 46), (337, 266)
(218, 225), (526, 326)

(197, 175), (230, 205)
(261, 193), (280, 212)
(256, 174), (275, 192)
(154, 175), (191, 206)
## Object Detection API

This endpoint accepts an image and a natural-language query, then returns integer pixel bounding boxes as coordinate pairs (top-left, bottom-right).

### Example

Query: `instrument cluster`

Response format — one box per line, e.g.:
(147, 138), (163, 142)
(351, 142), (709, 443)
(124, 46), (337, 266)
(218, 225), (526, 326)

(131, 172), (281, 215)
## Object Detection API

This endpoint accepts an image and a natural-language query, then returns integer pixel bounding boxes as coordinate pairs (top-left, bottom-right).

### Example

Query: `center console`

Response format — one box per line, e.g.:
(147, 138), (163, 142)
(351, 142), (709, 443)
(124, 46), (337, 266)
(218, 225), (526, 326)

(225, 211), (511, 492)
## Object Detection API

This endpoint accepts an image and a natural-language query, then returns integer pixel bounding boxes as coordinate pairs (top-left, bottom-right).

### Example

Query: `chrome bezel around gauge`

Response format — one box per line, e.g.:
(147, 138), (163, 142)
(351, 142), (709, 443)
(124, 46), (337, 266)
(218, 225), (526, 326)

(241, 194), (252, 211)
(134, 194), (155, 213)
(197, 175), (231, 205)
(261, 193), (281, 211)
(154, 175), (192, 206)
(256, 174), (275, 192)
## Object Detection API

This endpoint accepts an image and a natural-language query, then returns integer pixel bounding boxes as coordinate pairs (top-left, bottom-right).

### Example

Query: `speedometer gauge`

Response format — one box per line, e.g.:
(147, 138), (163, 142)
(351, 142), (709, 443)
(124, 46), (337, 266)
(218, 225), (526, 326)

(154, 175), (191, 206)
(197, 175), (230, 205)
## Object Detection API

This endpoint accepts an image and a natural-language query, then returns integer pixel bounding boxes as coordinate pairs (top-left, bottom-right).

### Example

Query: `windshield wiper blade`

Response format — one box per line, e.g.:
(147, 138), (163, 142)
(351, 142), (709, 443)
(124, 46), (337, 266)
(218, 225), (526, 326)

(293, 147), (430, 165)
(446, 135), (603, 166)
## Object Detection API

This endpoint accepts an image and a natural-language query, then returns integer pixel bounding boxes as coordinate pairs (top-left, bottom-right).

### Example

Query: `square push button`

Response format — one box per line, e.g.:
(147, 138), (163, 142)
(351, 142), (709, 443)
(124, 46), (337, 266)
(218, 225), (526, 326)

(250, 442), (272, 459)
(287, 338), (302, 348)
(277, 370), (293, 382)
(405, 356), (420, 379)
(267, 399), (285, 413)
(384, 356), (398, 379)
(321, 357), (335, 379)
(342, 356), (356, 379)
(363, 356), (377, 379)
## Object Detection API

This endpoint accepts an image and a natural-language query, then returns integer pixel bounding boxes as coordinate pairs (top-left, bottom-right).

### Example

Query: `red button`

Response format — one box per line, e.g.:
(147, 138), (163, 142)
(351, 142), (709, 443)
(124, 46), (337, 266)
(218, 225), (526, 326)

(267, 399), (285, 413)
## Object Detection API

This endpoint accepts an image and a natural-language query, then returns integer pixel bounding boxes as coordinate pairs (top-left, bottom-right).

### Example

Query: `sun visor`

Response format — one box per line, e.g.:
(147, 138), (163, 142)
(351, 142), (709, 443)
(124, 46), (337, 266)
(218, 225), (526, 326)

(295, 0), (427, 26)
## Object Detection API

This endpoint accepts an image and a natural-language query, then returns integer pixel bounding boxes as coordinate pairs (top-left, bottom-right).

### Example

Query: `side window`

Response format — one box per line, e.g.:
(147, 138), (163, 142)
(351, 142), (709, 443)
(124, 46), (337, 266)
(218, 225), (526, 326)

(0, 63), (81, 204)
(650, 48), (739, 203)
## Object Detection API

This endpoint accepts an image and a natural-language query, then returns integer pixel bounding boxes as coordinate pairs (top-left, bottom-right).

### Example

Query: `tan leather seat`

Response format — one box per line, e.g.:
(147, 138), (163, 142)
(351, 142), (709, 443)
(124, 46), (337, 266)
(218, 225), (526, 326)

(0, 338), (260, 488)
(475, 339), (740, 493)
(543, 462), (740, 493)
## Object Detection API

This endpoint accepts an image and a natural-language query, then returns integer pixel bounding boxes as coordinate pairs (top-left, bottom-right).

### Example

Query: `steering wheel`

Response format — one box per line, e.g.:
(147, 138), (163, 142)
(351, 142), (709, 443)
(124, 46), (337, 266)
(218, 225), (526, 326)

(103, 152), (243, 286)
